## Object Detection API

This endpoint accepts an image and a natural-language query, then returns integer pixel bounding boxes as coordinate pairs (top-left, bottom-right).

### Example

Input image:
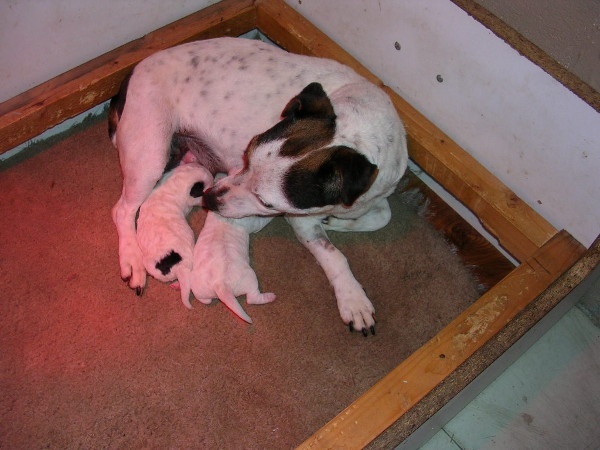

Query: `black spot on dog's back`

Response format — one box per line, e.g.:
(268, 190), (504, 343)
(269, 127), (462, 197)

(155, 250), (183, 276)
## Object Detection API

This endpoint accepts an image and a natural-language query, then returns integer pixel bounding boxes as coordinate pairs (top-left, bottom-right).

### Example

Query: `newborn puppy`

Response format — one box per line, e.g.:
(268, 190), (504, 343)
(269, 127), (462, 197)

(136, 163), (213, 289)
(178, 212), (275, 324)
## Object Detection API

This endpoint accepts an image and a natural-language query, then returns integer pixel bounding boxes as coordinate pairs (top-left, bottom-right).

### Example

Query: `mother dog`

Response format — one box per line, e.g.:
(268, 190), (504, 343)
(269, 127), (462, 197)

(109, 37), (407, 335)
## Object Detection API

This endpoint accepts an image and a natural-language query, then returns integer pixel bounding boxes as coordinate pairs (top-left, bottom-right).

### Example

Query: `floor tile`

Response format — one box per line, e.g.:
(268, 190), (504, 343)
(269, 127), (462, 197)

(418, 305), (600, 450)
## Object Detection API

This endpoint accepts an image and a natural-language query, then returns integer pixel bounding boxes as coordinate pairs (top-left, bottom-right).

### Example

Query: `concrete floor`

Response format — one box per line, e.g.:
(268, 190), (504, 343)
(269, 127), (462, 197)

(414, 269), (600, 450)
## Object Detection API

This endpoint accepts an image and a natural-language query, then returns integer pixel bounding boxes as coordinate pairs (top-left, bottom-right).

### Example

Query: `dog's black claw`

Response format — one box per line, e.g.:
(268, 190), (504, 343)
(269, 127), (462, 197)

(135, 286), (143, 296)
(349, 321), (376, 337)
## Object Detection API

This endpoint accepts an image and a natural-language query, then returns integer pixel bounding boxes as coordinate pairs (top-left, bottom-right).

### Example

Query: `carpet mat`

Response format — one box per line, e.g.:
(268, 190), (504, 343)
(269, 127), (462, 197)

(0, 116), (480, 449)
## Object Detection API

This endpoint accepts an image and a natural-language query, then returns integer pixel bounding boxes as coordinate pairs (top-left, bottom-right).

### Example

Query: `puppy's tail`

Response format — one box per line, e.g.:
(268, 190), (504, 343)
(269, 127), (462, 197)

(214, 284), (253, 324)
(176, 268), (193, 310)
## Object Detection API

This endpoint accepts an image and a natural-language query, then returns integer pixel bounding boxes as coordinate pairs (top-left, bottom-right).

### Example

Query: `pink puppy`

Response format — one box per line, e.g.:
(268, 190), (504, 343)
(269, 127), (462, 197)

(178, 212), (276, 324)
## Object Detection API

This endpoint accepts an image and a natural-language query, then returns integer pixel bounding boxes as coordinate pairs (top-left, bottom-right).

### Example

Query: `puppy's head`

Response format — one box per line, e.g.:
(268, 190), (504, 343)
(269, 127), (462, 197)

(202, 82), (378, 218)
(158, 163), (214, 209)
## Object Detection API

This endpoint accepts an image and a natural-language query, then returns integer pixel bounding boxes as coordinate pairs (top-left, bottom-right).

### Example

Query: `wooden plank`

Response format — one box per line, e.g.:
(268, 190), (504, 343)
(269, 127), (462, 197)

(254, 0), (381, 85)
(383, 87), (558, 262)
(254, 0), (557, 262)
(298, 230), (585, 449)
(370, 233), (599, 447)
(401, 171), (515, 292)
(0, 0), (257, 155)
(450, 0), (600, 113)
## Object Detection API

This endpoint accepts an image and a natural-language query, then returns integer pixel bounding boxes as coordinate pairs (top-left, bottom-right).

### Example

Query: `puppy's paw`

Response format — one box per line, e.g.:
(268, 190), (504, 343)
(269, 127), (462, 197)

(198, 297), (213, 305)
(338, 293), (376, 337)
(246, 292), (276, 305)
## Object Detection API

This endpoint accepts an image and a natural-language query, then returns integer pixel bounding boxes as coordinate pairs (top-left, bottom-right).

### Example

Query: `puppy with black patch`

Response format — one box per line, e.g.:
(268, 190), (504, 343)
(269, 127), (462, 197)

(136, 163), (213, 287)
(110, 37), (408, 336)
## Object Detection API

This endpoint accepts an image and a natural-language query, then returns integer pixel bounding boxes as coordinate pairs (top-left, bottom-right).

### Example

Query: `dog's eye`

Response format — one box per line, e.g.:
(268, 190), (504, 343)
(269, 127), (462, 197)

(256, 194), (274, 209)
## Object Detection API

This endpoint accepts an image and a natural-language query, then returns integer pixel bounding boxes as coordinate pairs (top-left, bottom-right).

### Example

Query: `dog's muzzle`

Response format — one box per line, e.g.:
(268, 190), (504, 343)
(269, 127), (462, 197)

(202, 186), (229, 211)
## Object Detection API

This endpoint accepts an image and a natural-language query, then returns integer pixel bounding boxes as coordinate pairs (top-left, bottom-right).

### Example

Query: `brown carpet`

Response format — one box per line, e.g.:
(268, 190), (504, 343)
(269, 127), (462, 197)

(0, 116), (480, 449)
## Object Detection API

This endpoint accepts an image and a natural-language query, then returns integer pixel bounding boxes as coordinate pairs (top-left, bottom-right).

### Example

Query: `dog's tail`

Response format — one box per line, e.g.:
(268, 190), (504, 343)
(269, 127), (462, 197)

(108, 70), (133, 146)
(214, 284), (253, 324)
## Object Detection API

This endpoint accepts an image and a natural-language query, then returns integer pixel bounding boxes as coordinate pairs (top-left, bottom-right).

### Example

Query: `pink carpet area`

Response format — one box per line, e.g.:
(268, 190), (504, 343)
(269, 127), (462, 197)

(0, 115), (481, 448)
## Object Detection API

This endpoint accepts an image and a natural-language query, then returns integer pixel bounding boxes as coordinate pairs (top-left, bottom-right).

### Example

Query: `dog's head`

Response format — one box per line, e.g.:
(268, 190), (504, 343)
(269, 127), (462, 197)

(202, 82), (379, 218)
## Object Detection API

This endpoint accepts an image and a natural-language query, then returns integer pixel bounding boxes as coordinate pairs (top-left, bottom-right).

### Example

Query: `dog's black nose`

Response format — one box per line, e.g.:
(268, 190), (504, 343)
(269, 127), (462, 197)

(202, 186), (230, 211)
(202, 188), (219, 211)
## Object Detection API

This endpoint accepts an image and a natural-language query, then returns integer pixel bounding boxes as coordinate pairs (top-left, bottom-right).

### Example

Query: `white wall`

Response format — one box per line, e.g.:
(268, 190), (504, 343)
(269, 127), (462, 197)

(0, 0), (219, 103)
(285, 0), (600, 252)
(1, 0), (598, 251)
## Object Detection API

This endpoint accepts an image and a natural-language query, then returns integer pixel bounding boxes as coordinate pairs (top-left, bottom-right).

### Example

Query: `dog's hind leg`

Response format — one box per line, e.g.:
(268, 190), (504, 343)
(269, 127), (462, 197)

(113, 180), (161, 295)
(111, 100), (173, 295)
(322, 197), (392, 232)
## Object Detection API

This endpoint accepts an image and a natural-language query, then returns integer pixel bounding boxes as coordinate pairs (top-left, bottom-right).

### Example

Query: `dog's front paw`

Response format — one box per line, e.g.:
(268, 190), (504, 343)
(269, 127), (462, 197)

(337, 291), (376, 337)
(119, 242), (146, 296)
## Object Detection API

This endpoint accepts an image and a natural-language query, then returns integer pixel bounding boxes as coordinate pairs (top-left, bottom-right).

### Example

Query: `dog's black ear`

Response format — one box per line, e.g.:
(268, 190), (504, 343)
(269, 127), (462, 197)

(189, 181), (205, 198)
(319, 146), (379, 207)
(281, 82), (336, 121)
(285, 146), (378, 209)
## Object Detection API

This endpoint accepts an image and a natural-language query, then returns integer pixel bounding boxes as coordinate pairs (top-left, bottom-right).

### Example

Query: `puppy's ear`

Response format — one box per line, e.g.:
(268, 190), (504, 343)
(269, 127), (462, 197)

(189, 181), (205, 198)
(281, 82), (336, 120)
(319, 146), (379, 207)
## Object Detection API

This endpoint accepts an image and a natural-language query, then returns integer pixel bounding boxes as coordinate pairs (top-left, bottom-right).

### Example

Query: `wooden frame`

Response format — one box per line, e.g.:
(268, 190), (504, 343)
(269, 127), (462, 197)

(1, 1), (594, 447)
